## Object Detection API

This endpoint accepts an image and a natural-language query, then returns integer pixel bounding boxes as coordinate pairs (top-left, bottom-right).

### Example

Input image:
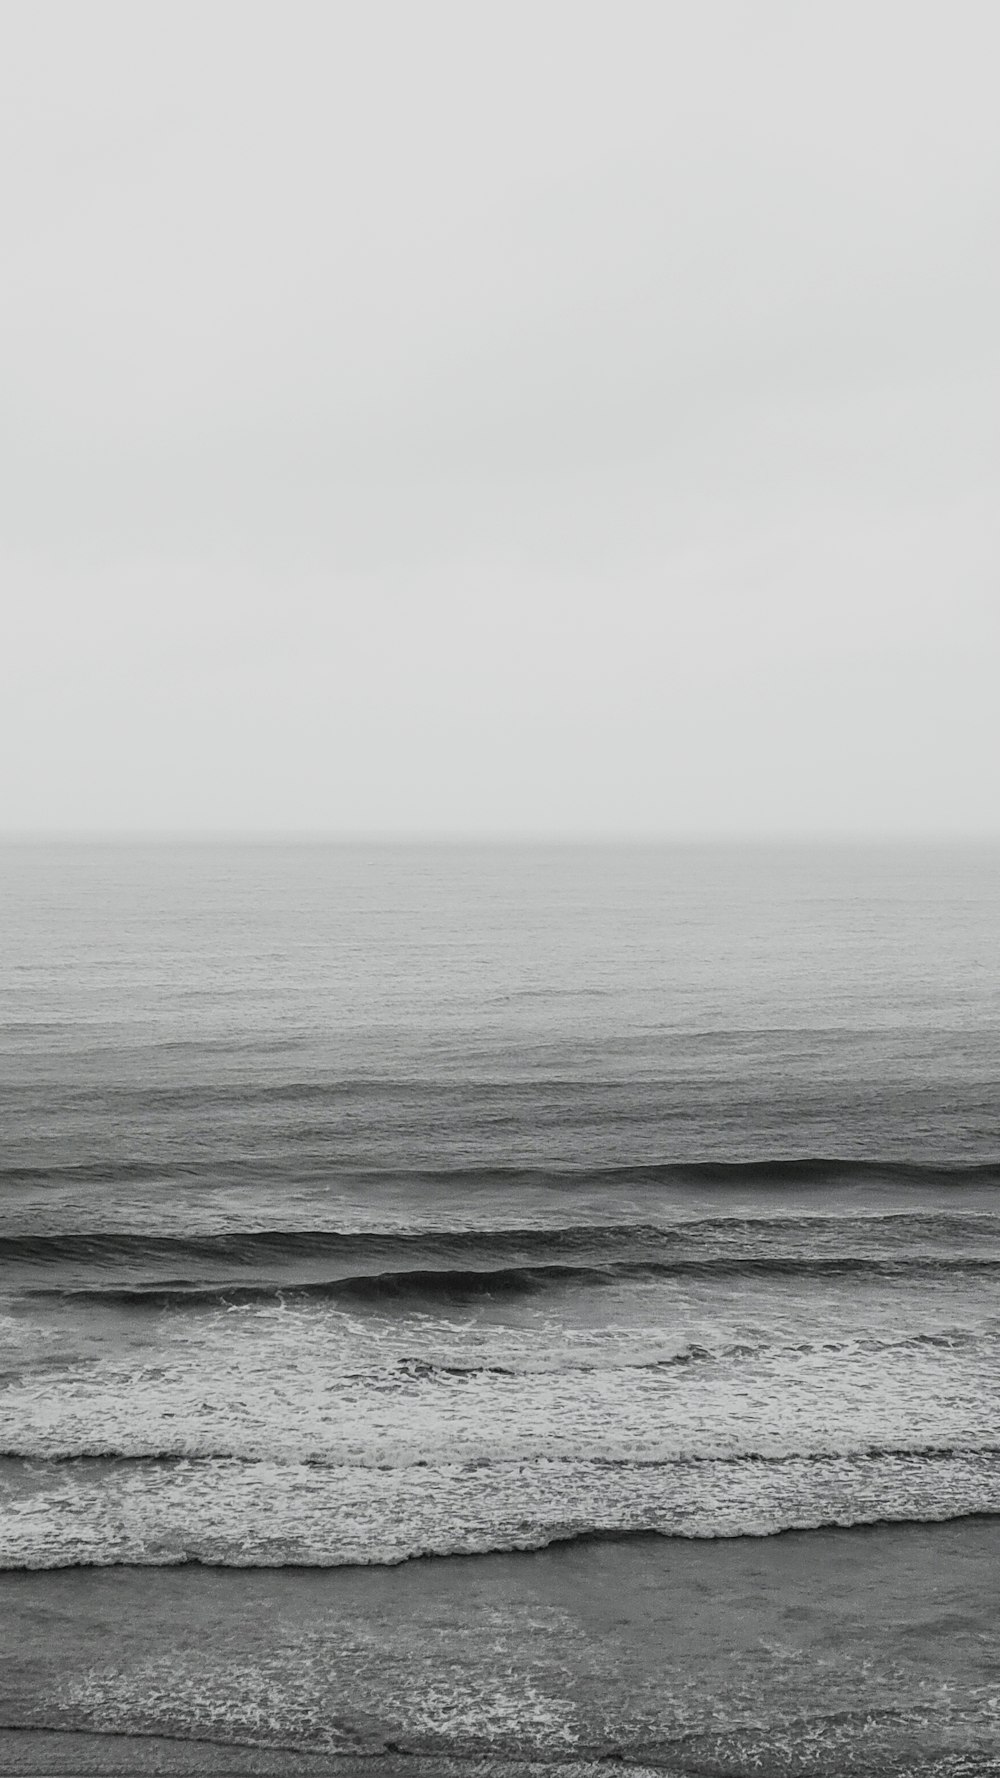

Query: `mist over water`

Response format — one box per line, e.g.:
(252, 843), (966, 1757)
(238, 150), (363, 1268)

(4, 842), (999, 1175)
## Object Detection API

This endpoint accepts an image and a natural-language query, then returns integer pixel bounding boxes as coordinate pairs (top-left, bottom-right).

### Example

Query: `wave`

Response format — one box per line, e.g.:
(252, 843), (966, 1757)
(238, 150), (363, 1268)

(5, 1443), (1000, 1467)
(4, 1447), (1000, 1569)
(0, 1222), (724, 1264)
(30, 1252), (1000, 1306)
(4, 1209), (997, 1268)
(4, 1325), (983, 1393)
(5, 1509), (1000, 1572)
(3, 1155), (999, 1190)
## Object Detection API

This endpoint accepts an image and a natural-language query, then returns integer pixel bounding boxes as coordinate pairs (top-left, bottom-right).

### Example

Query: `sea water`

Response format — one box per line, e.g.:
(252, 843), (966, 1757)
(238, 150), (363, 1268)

(1, 842), (998, 1770)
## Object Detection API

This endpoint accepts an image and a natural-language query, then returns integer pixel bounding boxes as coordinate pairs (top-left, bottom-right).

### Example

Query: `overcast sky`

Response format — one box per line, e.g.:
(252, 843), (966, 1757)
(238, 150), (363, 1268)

(2, 1), (998, 836)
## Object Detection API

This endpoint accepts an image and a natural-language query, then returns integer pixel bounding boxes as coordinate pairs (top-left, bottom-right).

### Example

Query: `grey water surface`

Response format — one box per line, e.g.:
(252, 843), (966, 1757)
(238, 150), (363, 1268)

(1, 842), (998, 1769)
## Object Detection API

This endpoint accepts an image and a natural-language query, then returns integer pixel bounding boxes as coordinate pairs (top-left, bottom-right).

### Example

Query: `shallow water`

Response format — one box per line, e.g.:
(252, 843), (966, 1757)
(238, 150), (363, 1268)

(3, 1523), (1000, 1772)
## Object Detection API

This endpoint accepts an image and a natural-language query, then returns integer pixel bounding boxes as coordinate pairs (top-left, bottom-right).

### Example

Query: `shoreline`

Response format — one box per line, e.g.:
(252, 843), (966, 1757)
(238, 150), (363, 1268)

(3, 1521), (998, 1774)
(0, 1732), (649, 1778)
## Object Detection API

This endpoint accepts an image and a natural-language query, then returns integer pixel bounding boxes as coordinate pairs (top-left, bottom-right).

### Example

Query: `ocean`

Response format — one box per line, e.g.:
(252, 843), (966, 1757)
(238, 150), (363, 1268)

(1, 841), (998, 1774)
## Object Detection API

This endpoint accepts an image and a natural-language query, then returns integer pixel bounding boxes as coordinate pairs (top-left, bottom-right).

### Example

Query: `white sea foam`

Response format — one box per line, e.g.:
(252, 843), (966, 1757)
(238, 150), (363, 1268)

(3, 1449), (1000, 1568)
(2, 1282), (997, 1463)
(2, 1271), (999, 1565)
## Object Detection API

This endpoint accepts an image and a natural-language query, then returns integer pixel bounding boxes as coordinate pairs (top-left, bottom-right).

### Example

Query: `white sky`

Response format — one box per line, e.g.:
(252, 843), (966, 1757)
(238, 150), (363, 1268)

(2, 1), (998, 836)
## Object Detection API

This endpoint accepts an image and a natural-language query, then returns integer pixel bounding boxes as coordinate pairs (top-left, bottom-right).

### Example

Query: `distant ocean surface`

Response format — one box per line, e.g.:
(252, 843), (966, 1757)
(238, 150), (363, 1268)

(1, 842), (999, 1770)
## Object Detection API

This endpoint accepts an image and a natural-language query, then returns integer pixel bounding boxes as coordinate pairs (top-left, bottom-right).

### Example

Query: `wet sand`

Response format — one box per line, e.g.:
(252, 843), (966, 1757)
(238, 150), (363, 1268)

(1, 1738), (639, 1778)
(2, 1519), (999, 1774)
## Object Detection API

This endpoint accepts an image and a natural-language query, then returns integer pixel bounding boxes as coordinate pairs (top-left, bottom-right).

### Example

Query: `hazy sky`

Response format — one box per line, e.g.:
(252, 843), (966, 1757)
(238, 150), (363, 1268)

(3, 2), (998, 836)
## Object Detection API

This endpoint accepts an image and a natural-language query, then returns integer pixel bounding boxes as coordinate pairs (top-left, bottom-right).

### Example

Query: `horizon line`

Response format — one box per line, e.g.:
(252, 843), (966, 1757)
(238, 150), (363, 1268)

(2, 830), (999, 848)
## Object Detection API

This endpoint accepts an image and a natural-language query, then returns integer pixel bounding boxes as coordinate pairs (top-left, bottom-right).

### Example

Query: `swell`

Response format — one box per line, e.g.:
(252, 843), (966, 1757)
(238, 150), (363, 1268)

(31, 1253), (1000, 1306)
(3, 1156), (999, 1189)
(4, 1210), (998, 1268)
